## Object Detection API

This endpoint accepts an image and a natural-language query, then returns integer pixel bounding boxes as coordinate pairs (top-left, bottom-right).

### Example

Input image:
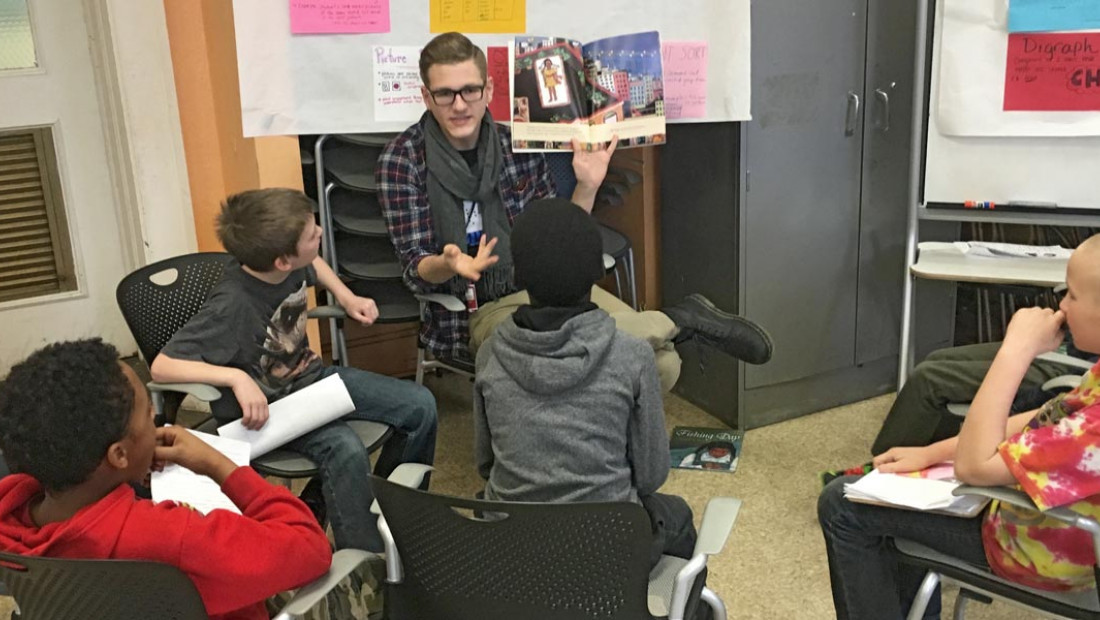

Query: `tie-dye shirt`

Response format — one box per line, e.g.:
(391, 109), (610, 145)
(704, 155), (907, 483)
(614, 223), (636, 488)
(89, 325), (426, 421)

(982, 362), (1100, 590)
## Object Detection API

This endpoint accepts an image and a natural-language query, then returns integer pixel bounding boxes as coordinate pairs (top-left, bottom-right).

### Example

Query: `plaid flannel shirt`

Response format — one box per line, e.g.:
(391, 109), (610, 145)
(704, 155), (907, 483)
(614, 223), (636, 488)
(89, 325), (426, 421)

(377, 119), (555, 362)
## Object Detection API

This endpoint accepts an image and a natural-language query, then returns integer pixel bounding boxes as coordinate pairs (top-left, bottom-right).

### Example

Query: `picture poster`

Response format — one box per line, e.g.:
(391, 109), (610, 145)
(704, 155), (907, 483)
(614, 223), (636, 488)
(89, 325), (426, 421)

(1004, 32), (1100, 111)
(487, 46), (512, 122)
(372, 45), (425, 122)
(661, 41), (708, 120)
(1009, 0), (1100, 33)
(289, 0), (390, 34)
(430, 0), (526, 34)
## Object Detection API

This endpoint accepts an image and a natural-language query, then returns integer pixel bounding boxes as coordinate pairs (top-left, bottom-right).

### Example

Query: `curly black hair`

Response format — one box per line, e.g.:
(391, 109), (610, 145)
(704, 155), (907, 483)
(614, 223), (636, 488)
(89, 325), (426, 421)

(0, 339), (134, 491)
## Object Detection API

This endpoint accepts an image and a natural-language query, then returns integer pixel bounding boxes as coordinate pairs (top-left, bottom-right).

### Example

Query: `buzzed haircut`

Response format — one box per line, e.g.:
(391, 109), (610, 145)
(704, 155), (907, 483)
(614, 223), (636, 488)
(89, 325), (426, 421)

(216, 188), (315, 271)
(419, 32), (488, 88)
(0, 339), (134, 491)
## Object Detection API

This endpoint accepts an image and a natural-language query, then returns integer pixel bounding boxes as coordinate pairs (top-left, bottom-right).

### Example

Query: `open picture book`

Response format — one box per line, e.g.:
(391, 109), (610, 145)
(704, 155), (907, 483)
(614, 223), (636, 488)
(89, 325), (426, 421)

(843, 463), (990, 517)
(510, 31), (666, 152)
(669, 426), (743, 474)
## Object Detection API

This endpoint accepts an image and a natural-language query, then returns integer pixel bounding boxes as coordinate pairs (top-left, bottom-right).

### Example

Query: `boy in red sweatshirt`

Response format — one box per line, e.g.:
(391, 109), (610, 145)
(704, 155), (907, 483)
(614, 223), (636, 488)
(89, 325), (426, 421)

(0, 339), (333, 620)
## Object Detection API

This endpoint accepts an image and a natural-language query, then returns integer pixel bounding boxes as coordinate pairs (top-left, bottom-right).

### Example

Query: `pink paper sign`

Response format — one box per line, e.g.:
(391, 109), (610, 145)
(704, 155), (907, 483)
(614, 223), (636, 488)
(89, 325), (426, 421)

(290, 0), (390, 34)
(661, 41), (708, 120)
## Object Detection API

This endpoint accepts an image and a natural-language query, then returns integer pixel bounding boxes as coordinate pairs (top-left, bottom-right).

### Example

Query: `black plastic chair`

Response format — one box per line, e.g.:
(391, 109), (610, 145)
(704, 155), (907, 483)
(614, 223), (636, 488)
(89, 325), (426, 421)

(894, 485), (1100, 619)
(0, 550), (208, 619)
(0, 548), (376, 620)
(114, 252), (392, 483)
(370, 474), (739, 620)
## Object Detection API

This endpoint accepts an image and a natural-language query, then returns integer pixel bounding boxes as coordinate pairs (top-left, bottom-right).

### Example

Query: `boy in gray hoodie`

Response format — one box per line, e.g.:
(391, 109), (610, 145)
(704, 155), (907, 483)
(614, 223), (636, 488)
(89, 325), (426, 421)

(473, 197), (696, 567)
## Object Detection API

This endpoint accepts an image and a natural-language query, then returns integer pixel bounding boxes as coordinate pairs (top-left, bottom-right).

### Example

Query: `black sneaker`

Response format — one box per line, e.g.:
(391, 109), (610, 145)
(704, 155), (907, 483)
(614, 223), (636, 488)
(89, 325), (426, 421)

(664, 294), (773, 364)
(300, 477), (327, 526)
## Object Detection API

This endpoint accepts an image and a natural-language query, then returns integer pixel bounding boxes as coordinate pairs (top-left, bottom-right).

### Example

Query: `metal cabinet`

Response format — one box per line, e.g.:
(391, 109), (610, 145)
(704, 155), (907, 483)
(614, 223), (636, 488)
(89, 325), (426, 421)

(662, 0), (954, 428)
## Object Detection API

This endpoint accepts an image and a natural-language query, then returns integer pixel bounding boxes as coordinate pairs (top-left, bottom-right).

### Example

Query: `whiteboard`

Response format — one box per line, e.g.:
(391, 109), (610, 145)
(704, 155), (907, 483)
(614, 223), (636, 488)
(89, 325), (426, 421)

(925, 0), (1100, 210)
(231, 0), (750, 137)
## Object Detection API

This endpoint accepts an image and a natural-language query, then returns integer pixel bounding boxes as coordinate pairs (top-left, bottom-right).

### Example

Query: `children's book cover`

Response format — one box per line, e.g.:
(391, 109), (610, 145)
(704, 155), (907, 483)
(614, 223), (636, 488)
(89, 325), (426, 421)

(511, 31), (666, 151)
(669, 426), (743, 473)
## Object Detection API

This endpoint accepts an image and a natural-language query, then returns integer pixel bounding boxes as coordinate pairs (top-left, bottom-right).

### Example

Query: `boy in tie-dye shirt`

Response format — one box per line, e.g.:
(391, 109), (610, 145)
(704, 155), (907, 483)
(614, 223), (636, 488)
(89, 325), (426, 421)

(819, 234), (1100, 619)
(984, 366), (1100, 589)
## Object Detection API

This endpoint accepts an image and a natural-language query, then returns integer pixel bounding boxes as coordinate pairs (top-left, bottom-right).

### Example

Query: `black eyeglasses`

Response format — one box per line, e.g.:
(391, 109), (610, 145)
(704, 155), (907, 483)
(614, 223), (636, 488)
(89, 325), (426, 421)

(429, 84), (486, 106)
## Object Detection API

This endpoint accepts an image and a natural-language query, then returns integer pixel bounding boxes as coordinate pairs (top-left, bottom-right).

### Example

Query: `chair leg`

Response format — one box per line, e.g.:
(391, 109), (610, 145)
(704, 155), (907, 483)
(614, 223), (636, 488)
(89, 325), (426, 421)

(415, 348), (426, 385)
(613, 264), (624, 300)
(627, 248), (639, 310)
(699, 587), (726, 620)
(952, 591), (969, 620)
(905, 571), (941, 620)
(336, 322), (349, 368)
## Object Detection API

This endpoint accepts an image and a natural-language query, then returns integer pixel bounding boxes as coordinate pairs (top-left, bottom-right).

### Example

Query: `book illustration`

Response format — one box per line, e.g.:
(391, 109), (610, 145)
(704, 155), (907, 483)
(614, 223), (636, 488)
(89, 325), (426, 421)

(669, 426), (744, 473)
(511, 31), (666, 152)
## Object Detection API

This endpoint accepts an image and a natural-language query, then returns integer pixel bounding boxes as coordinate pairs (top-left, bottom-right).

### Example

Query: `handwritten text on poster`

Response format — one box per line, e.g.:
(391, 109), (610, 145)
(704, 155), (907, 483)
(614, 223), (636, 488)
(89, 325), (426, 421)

(1004, 32), (1100, 111)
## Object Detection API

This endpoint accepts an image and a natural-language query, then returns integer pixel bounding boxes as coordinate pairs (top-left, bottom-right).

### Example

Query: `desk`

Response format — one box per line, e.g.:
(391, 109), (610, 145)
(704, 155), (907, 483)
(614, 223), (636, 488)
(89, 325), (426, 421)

(910, 243), (1067, 287)
(898, 242), (1068, 383)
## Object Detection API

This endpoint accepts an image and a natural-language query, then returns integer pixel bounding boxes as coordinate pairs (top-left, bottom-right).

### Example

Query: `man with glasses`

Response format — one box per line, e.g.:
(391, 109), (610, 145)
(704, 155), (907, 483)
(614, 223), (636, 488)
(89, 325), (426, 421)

(377, 32), (772, 389)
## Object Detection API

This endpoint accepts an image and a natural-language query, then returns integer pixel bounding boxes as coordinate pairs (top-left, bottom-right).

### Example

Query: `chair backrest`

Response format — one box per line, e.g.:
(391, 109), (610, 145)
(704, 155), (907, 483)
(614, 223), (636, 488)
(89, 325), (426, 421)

(546, 152), (577, 198)
(0, 551), (208, 619)
(115, 252), (234, 363)
(371, 476), (654, 620)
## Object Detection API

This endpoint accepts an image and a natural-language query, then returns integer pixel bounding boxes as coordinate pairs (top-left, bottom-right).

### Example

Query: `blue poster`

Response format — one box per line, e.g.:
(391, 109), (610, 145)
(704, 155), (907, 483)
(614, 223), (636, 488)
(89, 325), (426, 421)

(1009, 0), (1100, 33)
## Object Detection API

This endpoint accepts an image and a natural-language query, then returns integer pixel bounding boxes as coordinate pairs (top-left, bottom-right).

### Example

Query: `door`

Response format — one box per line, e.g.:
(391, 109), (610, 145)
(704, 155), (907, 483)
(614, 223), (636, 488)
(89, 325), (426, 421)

(0, 0), (135, 372)
(855, 0), (919, 365)
(743, 0), (869, 388)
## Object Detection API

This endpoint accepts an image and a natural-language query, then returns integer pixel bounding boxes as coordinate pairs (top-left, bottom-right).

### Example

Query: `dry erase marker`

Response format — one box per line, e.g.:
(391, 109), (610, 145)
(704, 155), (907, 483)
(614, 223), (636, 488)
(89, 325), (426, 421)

(964, 200), (996, 209)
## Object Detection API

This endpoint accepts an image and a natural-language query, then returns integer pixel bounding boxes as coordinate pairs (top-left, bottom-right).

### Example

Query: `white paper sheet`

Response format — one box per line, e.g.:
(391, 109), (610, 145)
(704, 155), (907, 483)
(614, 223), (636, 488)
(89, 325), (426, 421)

(217, 374), (355, 459)
(372, 45), (425, 123)
(151, 430), (251, 515)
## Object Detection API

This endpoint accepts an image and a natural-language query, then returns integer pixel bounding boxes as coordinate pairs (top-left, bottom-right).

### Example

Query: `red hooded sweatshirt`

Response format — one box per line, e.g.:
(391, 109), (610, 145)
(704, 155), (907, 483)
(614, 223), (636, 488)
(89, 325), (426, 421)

(0, 467), (332, 620)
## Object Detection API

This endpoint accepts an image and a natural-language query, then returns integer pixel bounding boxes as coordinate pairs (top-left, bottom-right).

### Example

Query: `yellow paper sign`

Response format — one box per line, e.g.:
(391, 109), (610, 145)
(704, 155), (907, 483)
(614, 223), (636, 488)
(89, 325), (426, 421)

(430, 0), (525, 34)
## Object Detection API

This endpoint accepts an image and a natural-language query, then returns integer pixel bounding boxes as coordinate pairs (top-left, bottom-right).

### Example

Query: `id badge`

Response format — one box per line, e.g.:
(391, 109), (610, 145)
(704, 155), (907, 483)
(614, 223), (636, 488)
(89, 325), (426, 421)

(466, 282), (479, 313)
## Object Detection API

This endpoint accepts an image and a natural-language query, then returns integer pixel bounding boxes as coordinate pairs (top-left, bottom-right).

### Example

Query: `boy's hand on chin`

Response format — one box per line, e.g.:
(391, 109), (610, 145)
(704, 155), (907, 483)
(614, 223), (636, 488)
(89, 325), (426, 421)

(155, 426), (238, 484)
(1003, 307), (1065, 359)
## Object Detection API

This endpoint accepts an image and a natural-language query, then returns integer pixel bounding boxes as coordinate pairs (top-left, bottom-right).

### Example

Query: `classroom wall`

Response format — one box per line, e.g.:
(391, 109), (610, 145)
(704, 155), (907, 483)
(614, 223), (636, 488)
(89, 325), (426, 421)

(162, 0), (305, 251)
(162, 0), (317, 345)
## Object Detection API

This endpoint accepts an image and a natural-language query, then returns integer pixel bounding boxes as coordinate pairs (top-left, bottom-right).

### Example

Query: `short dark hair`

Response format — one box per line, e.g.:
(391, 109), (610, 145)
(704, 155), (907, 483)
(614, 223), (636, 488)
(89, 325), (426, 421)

(419, 32), (487, 88)
(0, 339), (134, 491)
(216, 188), (314, 271)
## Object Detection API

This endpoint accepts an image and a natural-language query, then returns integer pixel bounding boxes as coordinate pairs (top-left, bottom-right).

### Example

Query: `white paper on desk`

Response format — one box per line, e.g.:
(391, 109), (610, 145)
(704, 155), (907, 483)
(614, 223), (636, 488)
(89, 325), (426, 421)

(151, 430), (251, 515)
(844, 469), (962, 511)
(217, 374), (355, 459)
(953, 241), (1072, 260)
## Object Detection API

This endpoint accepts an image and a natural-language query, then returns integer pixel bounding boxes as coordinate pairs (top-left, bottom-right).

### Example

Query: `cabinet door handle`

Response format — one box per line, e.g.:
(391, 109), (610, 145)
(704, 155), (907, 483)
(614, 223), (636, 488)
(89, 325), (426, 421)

(844, 91), (860, 136)
(875, 88), (891, 132)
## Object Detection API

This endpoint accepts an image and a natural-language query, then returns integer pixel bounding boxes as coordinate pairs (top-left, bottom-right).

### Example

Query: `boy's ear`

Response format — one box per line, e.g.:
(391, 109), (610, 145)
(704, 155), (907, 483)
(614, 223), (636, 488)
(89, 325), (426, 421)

(273, 255), (295, 272)
(104, 441), (130, 471)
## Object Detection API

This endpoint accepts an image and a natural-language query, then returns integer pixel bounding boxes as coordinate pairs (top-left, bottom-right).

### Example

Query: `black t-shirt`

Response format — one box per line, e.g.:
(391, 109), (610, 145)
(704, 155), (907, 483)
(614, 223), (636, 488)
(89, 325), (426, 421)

(160, 260), (324, 422)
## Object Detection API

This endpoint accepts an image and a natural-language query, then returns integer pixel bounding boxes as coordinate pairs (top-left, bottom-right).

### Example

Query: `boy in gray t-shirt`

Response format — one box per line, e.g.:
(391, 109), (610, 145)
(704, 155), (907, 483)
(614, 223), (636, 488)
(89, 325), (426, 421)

(153, 188), (437, 552)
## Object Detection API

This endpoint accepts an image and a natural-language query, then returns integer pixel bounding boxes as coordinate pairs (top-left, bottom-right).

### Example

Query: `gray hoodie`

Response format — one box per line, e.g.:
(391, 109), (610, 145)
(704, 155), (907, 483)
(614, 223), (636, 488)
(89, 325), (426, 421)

(474, 308), (669, 504)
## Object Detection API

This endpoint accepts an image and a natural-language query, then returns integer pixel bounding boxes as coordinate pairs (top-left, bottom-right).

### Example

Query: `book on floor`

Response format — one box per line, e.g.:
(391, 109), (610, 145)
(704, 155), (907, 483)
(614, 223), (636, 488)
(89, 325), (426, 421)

(843, 463), (990, 518)
(510, 31), (666, 152)
(669, 426), (743, 473)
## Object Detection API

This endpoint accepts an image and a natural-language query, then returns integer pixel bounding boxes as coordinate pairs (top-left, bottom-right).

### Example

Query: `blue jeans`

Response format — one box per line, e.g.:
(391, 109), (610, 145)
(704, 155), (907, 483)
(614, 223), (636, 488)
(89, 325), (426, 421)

(285, 366), (437, 552)
(817, 476), (989, 620)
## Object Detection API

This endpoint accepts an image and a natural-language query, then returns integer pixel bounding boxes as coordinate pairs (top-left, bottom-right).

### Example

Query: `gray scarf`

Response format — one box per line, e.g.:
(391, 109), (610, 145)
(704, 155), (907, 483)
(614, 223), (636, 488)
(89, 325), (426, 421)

(424, 112), (514, 302)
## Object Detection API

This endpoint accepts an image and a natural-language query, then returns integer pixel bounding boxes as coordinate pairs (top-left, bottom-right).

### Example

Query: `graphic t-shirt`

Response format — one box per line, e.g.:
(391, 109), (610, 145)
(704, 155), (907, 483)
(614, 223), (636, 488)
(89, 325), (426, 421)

(983, 362), (1100, 590)
(159, 261), (324, 422)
